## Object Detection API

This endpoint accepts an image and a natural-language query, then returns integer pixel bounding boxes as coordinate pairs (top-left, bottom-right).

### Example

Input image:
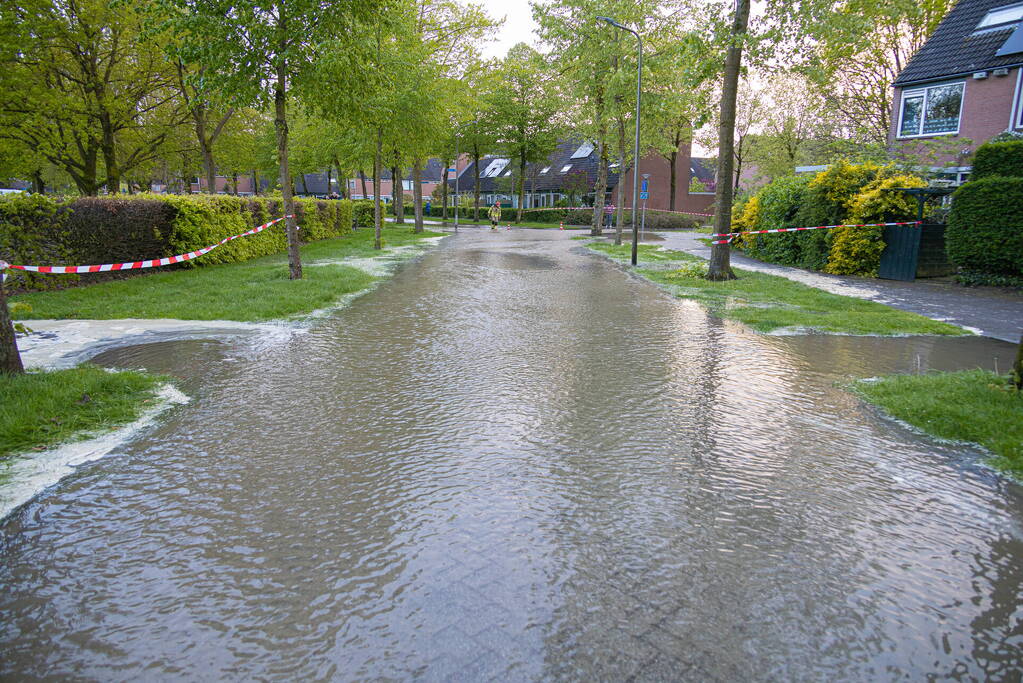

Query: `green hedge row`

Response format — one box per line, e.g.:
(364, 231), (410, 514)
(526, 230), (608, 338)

(947, 176), (1023, 278)
(971, 140), (1023, 180)
(0, 193), (352, 292)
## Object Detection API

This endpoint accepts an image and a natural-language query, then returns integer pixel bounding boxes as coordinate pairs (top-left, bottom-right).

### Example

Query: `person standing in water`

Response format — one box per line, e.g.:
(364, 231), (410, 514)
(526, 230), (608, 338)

(488, 201), (501, 230)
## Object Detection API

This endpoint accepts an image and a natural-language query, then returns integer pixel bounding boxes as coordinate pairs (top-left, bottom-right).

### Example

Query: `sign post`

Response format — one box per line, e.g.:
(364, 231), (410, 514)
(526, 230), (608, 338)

(640, 175), (650, 241)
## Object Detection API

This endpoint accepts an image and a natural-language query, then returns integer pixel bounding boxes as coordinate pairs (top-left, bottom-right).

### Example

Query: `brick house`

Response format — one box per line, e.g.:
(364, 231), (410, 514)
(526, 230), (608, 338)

(449, 139), (716, 214)
(891, 0), (1023, 181)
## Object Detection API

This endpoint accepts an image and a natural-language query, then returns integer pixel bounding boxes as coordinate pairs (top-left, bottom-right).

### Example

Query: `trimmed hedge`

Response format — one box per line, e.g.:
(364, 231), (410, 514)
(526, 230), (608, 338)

(971, 140), (1023, 180)
(947, 176), (1023, 278)
(0, 194), (352, 292)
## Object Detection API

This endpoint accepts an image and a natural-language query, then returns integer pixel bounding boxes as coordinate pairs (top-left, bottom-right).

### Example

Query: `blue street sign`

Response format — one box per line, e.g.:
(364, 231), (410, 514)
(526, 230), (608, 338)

(639, 191), (649, 200)
(641, 178), (648, 192)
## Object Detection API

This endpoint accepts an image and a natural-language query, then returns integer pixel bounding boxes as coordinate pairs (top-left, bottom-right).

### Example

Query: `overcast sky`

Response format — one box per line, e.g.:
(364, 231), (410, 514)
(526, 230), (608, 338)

(476, 0), (541, 59)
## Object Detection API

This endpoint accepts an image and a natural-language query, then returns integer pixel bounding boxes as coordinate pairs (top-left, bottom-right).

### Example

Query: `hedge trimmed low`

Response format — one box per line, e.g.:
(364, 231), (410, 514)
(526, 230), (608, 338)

(0, 194), (353, 292)
(971, 140), (1023, 181)
(946, 176), (1023, 278)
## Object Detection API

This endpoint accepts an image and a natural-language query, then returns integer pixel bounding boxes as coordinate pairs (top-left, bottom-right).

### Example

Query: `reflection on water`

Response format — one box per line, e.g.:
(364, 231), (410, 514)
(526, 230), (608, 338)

(1, 231), (1021, 680)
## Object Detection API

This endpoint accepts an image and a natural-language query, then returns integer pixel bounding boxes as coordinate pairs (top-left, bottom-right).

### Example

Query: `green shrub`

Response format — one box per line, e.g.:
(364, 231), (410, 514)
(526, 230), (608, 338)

(0, 193), (76, 291)
(971, 140), (1023, 180)
(1, 193), (354, 291)
(352, 200), (375, 228)
(743, 175), (811, 266)
(946, 176), (1023, 278)
(824, 174), (926, 276)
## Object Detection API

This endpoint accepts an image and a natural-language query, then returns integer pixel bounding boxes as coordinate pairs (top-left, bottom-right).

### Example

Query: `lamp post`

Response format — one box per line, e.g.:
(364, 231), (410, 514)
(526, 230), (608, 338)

(597, 16), (642, 266)
(454, 128), (460, 233)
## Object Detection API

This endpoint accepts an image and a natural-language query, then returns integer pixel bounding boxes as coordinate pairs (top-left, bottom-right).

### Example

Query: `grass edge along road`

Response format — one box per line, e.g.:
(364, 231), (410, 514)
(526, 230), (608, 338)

(852, 370), (1023, 478)
(11, 227), (444, 322)
(585, 241), (967, 336)
(0, 366), (167, 468)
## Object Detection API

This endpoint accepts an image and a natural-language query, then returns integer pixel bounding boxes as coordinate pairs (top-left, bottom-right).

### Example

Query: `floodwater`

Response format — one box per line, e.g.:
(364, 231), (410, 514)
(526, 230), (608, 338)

(2, 231), (1021, 680)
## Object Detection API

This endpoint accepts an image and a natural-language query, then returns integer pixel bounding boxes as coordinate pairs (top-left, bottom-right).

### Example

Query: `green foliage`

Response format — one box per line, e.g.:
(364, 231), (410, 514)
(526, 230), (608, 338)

(854, 370), (1023, 477)
(584, 242), (966, 336)
(0, 193), (352, 291)
(971, 140), (1023, 181)
(0, 366), (166, 458)
(0, 193), (76, 291)
(11, 227), (441, 322)
(731, 161), (925, 276)
(823, 174), (925, 276)
(947, 177), (1023, 278)
(352, 200), (376, 228)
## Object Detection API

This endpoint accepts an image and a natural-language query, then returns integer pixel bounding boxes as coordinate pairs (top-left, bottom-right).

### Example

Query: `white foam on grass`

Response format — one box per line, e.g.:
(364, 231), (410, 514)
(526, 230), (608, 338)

(16, 318), (290, 369)
(0, 384), (189, 521)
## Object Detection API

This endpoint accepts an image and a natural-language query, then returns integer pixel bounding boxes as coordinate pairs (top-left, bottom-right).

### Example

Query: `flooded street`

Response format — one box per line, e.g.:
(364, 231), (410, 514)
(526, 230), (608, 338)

(2, 230), (1021, 680)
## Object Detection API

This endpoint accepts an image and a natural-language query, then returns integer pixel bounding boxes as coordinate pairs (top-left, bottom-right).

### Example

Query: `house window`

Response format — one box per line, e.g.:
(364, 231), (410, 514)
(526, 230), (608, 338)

(898, 82), (964, 137)
(978, 3), (1023, 29)
(560, 164), (572, 173)
(540, 166), (550, 174)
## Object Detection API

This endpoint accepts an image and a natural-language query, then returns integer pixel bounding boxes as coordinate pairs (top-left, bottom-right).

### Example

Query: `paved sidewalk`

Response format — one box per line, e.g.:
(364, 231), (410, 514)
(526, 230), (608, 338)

(657, 231), (1023, 343)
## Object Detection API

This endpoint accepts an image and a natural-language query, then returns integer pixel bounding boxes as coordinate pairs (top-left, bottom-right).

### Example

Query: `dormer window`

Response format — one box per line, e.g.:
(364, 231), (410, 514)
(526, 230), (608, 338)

(978, 3), (1023, 29)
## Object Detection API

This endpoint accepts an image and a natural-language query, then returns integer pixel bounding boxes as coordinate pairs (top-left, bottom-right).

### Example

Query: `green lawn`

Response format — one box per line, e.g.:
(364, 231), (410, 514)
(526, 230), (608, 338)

(11, 227), (443, 322)
(0, 366), (166, 461)
(587, 242), (967, 336)
(853, 371), (1023, 477)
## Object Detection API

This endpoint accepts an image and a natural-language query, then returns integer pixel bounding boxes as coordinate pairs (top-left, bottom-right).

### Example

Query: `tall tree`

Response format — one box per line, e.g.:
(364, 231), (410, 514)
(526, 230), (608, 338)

(804, 0), (955, 145)
(707, 0), (750, 281)
(1, 0), (186, 195)
(488, 44), (563, 222)
(160, 0), (381, 277)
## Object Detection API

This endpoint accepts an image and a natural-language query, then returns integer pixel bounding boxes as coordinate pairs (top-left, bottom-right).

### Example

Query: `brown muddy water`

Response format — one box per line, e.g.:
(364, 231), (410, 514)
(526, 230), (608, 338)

(1, 230), (1021, 680)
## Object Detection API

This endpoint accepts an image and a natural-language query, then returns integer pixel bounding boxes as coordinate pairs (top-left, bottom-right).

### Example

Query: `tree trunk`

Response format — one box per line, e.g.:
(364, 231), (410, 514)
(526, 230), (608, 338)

(100, 114), (120, 194)
(199, 117), (216, 194)
(299, 173), (308, 195)
(669, 150), (677, 212)
(1013, 331), (1022, 390)
(0, 276), (25, 375)
(516, 152), (526, 223)
(31, 170), (45, 195)
(441, 163), (450, 221)
(392, 165), (404, 223)
(592, 141), (608, 236)
(232, 172), (239, 195)
(707, 0), (750, 281)
(274, 57), (302, 280)
(374, 129), (383, 250)
(252, 170), (259, 195)
(615, 117), (626, 246)
(473, 145), (481, 222)
(413, 158), (424, 234)
(326, 167), (332, 196)
(360, 169), (369, 200)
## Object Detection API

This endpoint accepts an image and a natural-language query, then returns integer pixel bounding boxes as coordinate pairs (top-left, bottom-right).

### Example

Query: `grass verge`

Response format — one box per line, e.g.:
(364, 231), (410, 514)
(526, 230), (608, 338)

(11, 227), (443, 322)
(853, 370), (1023, 477)
(0, 366), (166, 460)
(587, 242), (966, 336)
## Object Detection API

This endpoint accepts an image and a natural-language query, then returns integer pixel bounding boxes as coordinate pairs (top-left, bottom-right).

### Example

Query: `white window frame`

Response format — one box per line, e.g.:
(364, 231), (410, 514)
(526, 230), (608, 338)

(978, 3), (1023, 29)
(560, 164), (572, 173)
(896, 81), (965, 139)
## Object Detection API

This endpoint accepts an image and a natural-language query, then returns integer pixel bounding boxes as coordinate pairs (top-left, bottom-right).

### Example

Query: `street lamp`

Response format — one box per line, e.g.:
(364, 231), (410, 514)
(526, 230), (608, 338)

(597, 16), (642, 266)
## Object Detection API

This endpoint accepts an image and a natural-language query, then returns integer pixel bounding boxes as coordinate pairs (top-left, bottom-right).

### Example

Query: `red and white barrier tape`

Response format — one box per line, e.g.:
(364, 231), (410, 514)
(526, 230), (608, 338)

(709, 221), (921, 245)
(518, 206), (715, 218)
(1, 215), (295, 275)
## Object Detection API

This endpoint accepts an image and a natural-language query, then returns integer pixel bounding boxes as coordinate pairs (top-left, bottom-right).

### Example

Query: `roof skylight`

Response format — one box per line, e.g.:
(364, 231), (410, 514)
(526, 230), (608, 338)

(978, 3), (1023, 29)
(481, 158), (510, 178)
(570, 141), (595, 159)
